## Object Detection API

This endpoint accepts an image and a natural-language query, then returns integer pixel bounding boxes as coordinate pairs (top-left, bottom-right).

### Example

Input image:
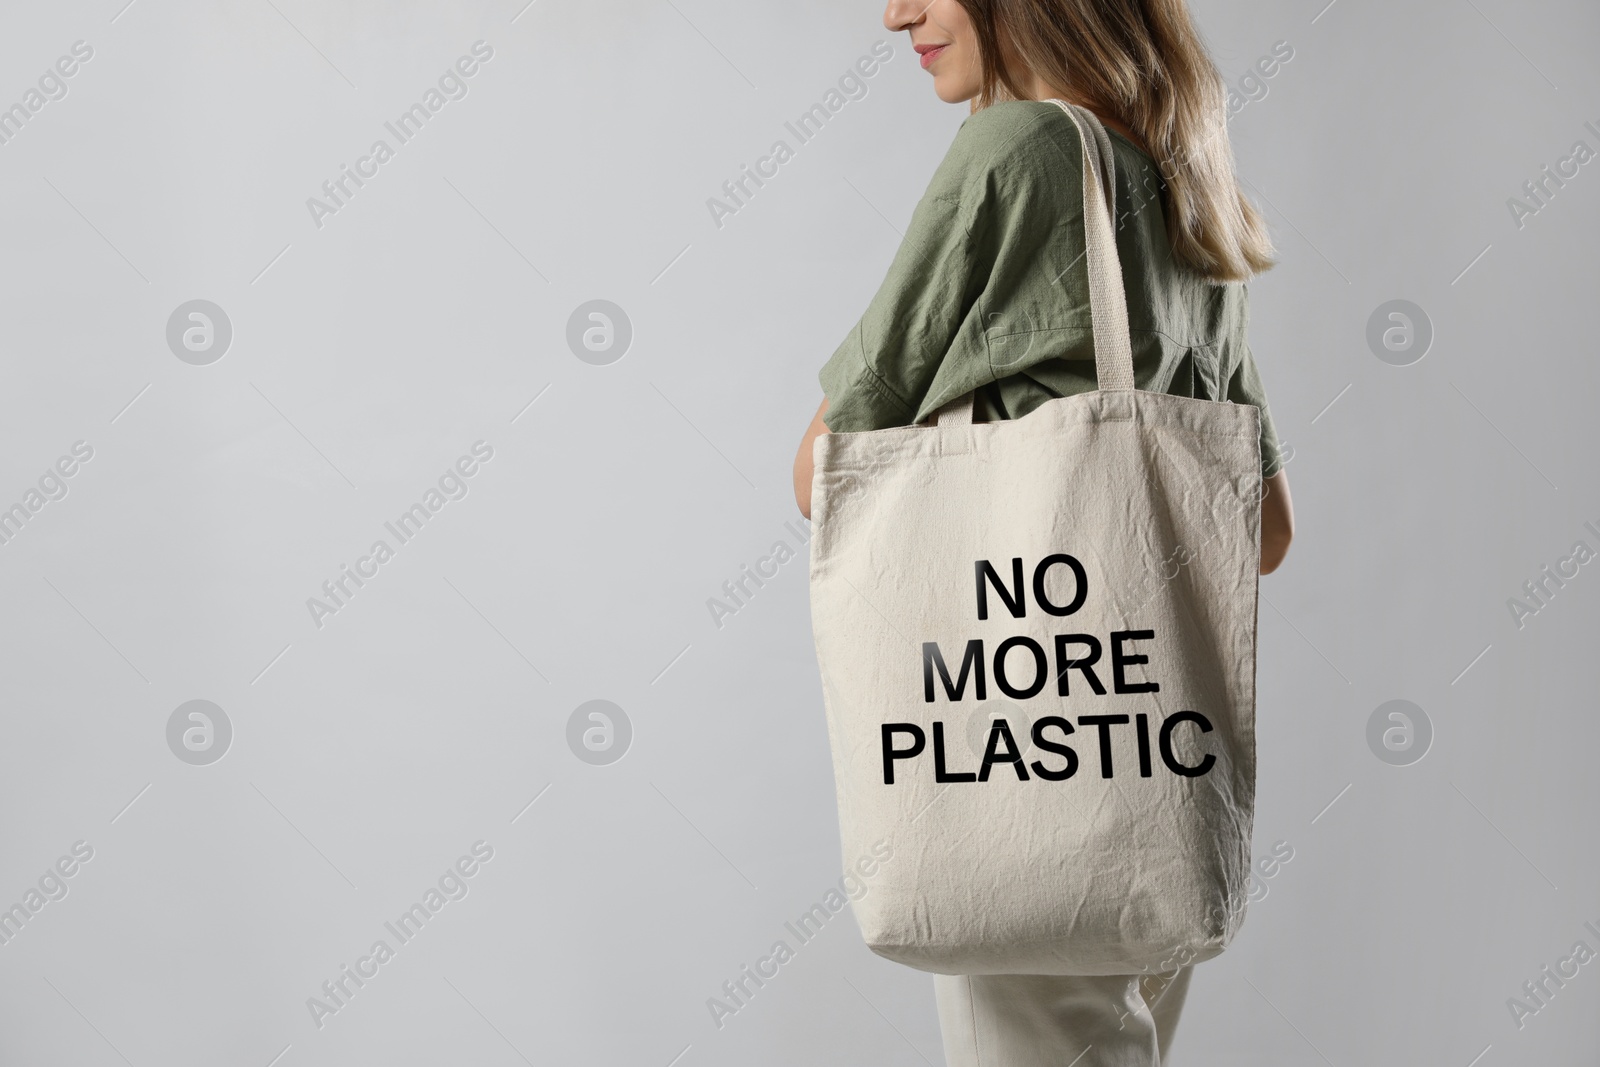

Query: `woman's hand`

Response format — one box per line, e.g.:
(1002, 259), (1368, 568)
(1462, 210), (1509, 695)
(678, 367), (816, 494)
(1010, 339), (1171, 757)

(793, 396), (830, 520)
(795, 392), (1294, 576)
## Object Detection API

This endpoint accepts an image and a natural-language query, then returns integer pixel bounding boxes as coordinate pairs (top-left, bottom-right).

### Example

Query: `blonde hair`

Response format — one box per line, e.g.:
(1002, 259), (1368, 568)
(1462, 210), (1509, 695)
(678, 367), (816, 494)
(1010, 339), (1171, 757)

(958, 0), (1275, 281)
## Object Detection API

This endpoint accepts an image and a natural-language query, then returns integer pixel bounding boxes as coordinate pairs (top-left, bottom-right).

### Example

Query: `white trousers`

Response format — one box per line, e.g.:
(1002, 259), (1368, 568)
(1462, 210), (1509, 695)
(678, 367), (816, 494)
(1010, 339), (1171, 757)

(934, 966), (1194, 1067)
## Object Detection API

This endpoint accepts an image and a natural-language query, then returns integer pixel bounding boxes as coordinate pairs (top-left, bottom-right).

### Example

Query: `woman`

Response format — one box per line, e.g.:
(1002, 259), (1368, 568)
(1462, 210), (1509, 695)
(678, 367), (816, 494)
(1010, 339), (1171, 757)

(793, 1), (1294, 1063)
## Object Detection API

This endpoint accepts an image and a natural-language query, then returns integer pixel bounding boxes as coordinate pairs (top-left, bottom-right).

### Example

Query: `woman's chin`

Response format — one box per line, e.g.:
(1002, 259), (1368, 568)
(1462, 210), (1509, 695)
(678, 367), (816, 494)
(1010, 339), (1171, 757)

(933, 79), (977, 104)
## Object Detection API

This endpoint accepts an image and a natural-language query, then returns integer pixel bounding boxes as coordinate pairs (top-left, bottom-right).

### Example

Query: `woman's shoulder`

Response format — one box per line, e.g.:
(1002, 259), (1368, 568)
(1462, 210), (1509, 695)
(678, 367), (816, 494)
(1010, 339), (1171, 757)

(950, 100), (1084, 164)
(928, 101), (1083, 201)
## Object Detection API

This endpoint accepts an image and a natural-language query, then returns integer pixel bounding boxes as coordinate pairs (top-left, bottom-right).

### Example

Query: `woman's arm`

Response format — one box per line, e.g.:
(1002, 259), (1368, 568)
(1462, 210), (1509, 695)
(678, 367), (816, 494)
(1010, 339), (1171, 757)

(793, 396), (830, 520)
(1259, 469), (1294, 575)
(796, 393), (1294, 575)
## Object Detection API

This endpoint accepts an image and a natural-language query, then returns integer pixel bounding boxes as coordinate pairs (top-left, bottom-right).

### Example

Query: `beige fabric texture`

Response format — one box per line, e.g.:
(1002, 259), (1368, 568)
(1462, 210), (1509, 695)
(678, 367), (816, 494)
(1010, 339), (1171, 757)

(933, 966), (1194, 1066)
(808, 102), (1262, 976)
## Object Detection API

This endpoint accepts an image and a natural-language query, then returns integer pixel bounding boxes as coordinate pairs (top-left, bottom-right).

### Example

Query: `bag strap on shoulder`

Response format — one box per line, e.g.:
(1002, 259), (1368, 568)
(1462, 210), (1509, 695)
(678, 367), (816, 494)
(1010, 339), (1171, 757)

(1046, 99), (1136, 393)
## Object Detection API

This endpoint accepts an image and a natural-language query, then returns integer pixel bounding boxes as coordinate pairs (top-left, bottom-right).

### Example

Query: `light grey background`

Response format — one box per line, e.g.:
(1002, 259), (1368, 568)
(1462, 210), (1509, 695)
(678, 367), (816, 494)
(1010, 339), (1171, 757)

(1, 0), (1596, 1064)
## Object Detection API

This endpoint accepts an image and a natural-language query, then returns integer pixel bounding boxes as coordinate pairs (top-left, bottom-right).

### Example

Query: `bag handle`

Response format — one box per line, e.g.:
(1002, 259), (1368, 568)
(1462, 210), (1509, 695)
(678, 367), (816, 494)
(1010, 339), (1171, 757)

(932, 100), (1135, 426)
(1048, 99), (1136, 393)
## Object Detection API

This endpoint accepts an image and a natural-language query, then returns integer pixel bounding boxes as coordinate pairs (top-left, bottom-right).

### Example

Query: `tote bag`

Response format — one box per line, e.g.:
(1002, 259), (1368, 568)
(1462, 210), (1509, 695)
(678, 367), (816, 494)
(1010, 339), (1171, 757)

(807, 100), (1262, 976)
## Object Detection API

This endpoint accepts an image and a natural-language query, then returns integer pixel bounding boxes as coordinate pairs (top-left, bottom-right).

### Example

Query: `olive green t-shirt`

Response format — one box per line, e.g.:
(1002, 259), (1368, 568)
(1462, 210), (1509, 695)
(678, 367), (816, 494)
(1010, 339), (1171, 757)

(819, 99), (1283, 480)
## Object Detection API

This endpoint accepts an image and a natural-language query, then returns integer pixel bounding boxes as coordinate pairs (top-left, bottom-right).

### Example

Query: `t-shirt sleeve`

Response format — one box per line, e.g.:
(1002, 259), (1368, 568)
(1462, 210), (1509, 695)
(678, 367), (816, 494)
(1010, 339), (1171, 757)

(1225, 342), (1285, 480)
(820, 103), (1106, 432)
(817, 187), (983, 432)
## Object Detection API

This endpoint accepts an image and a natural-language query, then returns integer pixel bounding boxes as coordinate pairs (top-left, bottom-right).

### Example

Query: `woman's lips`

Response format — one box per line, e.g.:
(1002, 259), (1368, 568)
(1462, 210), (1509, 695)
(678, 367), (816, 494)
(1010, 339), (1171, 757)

(919, 45), (947, 69)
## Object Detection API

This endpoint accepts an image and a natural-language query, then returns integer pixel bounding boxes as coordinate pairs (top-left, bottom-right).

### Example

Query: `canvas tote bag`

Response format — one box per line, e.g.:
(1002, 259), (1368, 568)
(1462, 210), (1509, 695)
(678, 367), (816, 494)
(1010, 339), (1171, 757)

(807, 100), (1262, 977)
